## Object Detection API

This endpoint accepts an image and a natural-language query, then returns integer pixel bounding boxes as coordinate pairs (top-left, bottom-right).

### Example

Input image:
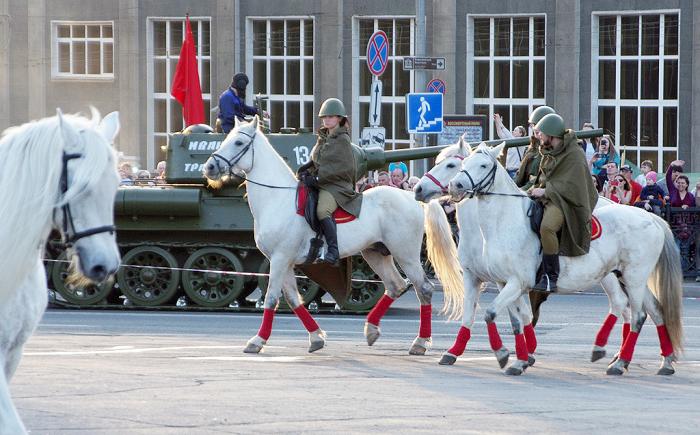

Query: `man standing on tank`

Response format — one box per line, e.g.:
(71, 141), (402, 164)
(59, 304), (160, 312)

(217, 73), (263, 134)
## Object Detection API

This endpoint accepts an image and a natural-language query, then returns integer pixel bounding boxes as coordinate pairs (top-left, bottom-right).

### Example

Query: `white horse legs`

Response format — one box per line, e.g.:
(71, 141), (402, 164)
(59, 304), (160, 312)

(591, 274), (629, 362)
(281, 271), (326, 353)
(642, 290), (676, 375)
(0, 365), (26, 435)
(607, 281), (647, 375)
(484, 281), (529, 374)
(244, 258), (287, 354)
(440, 274), (480, 365)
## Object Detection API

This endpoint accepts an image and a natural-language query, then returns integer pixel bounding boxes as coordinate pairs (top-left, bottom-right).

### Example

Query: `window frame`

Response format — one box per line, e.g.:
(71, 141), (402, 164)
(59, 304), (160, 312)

(591, 9), (680, 169)
(51, 20), (115, 81)
(351, 16), (415, 152)
(146, 16), (212, 169)
(245, 16), (315, 132)
(466, 14), (547, 140)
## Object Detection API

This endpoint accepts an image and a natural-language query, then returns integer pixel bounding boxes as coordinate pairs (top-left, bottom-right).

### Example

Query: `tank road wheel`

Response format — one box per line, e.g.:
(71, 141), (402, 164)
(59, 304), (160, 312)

(117, 246), (180, 306)
(339, 256), (383, 312)
(43, 250), (54, 284)
(51, 251), (113, 305)
(182, 248), (245, 307)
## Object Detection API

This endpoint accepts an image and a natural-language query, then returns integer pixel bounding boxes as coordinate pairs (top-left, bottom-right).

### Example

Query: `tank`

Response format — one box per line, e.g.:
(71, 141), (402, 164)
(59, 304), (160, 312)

(45, 114), (603, 311)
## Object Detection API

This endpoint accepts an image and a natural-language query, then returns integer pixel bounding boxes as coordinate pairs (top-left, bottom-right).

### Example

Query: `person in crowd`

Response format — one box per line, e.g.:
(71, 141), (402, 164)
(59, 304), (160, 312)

(515, 106), (555, 191)
(604, 174), (632, 204)
(620, 164), (642, 204)
(589, 135), (620, 180)
(390, 167), (410, 189)
(579, 122), (598, 161)
(635, 160), (653, 186)
(118, 162), (134, 186)
(528, 113), (598, 292)
(355, 175), (372, 192)
(602, 162), (619, 188)
(494, 113), (527, 178)
(217, 72), (268, 134)
(634, 171), (664, 215)
(135, 169), (155, 186)
(591, 174), (603, 194)
(407, 176), (420, 191)
(155, 160), (167, 184)
(659, 160), (684, 197)
(388, 162), (408, 181)
(377, 171), (392, 187)
(295, 98), (361, 265)
(668, 173), (695, 209)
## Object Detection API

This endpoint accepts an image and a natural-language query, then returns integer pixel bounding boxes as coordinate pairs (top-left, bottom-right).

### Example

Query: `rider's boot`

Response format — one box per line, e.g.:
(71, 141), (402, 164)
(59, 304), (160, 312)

(319, 217), (340, 266)
(531, 254), (559, 293)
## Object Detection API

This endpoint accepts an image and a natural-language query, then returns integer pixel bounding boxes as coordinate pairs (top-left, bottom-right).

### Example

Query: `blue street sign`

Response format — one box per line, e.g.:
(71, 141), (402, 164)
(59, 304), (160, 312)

(406, 93), (443, 134)
(427, 78), (446, 94)
(366, 30), (389, 76)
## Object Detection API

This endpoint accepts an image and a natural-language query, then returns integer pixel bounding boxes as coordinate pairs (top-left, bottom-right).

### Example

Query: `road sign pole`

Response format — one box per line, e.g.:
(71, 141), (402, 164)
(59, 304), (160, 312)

(414, 0), (427, 175)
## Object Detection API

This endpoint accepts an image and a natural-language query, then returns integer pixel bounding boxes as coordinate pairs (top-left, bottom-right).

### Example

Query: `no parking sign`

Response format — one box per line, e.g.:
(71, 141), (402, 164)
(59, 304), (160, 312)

(366, 30), (389, 76)
(427, 78), (446, 94)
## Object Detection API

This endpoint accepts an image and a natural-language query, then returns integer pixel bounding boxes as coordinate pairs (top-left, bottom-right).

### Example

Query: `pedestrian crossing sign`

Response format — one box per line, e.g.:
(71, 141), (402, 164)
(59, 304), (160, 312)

(405, 92), (443, 134)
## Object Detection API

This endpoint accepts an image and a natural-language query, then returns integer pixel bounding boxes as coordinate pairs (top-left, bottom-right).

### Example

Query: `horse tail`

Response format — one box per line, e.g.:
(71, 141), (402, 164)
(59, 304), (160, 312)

(424, 199), (463, 320)
(648, 214), (684, 354)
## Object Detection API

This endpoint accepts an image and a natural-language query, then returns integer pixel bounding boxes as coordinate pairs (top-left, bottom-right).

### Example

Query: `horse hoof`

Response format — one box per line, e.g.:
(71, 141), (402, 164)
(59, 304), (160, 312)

(409, 337), (431, 355)
(439, 353), (457, 365)
(606, 365), (624, 376)
(364, 322), (381, 346)
(505, 363), (525, 376)
(243, 336), (266, 354)
(308, 329), (326, 353)
(657, 366), (675, 376)
(528, 354), (536, 367)
(495, 347), (510, 369)
(608, 352), (619, 366)
(591, 346), (606, 363)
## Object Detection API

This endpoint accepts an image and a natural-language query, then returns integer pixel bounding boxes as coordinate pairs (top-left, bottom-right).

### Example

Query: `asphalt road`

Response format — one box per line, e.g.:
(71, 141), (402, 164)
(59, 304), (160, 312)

(12, 292), (700, 434)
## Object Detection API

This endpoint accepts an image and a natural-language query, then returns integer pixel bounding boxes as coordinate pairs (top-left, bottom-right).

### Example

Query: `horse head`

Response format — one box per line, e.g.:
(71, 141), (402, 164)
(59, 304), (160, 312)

(448, 141), (506, 201)
(414, 136), (470, 202)
(203, 116), (260, 187)
(54, 108), (121, 283)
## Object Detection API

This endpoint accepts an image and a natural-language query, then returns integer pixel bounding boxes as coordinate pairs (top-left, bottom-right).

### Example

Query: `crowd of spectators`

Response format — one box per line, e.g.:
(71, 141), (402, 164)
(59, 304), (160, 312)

(118, 160), (167, 186)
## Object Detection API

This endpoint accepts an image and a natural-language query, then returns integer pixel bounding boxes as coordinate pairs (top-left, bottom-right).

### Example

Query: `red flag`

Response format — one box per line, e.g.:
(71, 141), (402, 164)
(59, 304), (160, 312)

(171, 16), (205, 126)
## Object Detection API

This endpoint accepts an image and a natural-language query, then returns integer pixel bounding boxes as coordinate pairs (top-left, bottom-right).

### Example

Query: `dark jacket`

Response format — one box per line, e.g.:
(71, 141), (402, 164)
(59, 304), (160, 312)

(309, 125), (363, 216)
(537, 129), (598, 256)
(217, 88), (258, 133)
(515, 136), (542, 190)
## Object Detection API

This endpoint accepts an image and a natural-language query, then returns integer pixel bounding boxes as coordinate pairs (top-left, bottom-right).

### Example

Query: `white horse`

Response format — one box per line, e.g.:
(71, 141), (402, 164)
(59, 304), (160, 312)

(202, 117), (461, 355)
(0, 109), (122, 432)
(435, 141), (683, 376)
(416, 141), (643, 372)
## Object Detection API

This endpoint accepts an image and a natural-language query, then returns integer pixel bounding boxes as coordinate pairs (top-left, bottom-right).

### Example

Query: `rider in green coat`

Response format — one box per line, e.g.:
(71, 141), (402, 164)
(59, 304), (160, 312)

(297, 98), (362, 265)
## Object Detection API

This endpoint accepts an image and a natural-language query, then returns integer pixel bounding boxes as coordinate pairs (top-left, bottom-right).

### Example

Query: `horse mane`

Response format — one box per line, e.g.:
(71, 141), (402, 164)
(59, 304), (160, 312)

(0, 110), (116, 296)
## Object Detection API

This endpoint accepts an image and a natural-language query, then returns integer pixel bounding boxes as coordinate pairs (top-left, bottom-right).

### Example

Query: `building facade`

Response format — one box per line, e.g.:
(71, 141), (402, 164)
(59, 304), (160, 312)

(1, 0), (698, 174)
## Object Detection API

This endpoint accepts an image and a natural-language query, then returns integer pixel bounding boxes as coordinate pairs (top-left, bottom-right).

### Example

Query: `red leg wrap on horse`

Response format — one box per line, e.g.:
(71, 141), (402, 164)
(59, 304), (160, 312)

(257, 308), (275, 340)
(487, 322), (503, 351)
(419, 304), (432, 338)
(523, 323), (537, 354)
(619, 331), (640, 362)
(447, 326), (471, 356)
(622, 323), (630, 342)
(293, 305), (320, 333)
(594, 313), (618, 347)
(366, 295), (395, 326)
(514, 333), (529, 362)
(656, 325), (674, 357)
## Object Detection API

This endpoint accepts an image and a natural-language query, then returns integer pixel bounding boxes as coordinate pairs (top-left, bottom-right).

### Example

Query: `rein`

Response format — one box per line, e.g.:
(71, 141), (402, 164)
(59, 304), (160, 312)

(424, 154), (465, 193)
(210, 129), (297, 190)
(459, 150), (529, 200)
(59, 152), (116, 246)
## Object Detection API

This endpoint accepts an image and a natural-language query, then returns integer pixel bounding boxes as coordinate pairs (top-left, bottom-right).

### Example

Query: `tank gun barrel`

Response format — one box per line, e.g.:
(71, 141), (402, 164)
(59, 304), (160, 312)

(358, 128), (603, 173)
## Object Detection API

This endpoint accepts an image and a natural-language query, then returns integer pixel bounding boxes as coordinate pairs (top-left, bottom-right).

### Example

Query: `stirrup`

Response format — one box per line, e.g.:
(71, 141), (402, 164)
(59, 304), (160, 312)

(531, 274), (557, 293)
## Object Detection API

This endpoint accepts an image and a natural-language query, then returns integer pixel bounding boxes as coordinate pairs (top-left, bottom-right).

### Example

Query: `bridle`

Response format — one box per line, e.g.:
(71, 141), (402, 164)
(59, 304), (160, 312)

(424, 154), (465, 193)
(59, 152), (116, 247)
(458, 149), (528, 199)
(209, 129), (296, 190)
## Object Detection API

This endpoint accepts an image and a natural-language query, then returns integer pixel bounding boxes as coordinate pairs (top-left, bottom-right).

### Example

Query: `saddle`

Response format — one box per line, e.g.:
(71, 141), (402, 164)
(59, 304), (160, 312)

(526, 200), (602, 242)
(295, 183), (390, 262)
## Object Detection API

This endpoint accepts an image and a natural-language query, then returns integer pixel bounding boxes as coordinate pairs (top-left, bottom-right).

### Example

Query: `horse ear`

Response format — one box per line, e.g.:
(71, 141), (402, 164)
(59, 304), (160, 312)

(97, 111), (120, 144)
(458, 137), (469, 155)
(492, 141), (506, 158)
(57, 108), (80, 149)
(233, 116), (241, 129)
(251, 115), (260, 130)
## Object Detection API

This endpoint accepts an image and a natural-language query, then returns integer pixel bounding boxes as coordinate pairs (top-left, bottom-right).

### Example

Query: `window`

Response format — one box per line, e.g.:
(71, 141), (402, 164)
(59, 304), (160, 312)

(467, 16), (546, 139)
(52, 21), (114, 79)
(247, 18), (314, 133)
(148, 18), (211, 167)
(592, 12), (679, 171)
(352, 17), (414, 151)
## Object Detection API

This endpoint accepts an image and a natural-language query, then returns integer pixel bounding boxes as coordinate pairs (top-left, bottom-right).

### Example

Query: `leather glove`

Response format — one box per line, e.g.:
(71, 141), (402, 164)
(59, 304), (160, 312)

(296, 161), (314, 176)
(303, 174), (319, 188)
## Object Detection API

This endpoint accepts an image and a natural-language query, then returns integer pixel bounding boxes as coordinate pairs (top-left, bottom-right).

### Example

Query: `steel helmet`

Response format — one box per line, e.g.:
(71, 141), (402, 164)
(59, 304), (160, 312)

(318, 98), (347, 117)
(182, 124), (214, 134)
(528, 105), (556, 125)
(535, 113), (566, 138)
